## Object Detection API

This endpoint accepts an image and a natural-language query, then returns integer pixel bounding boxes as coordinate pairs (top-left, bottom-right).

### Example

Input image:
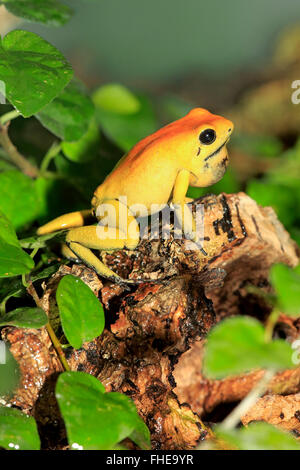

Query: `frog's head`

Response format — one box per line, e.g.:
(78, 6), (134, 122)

(178, 108), (234, 187)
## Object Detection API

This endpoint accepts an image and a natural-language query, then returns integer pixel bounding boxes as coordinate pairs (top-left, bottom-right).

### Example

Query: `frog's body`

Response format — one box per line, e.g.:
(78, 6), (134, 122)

(37, 108), (233, 284)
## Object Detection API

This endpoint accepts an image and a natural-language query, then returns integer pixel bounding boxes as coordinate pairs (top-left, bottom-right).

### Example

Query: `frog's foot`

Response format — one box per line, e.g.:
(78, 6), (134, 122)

(37, 209), (94, 235)
(65, 225), (139, 285)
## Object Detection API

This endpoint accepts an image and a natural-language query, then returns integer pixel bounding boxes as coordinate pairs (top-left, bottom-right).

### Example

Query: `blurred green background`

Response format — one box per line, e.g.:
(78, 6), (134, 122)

(0, 0), (300, 247)
(20, 0), (300, 84)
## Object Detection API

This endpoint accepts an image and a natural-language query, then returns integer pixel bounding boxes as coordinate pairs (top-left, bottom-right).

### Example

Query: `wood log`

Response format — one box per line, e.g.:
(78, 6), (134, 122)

(1, 192), (299, 449)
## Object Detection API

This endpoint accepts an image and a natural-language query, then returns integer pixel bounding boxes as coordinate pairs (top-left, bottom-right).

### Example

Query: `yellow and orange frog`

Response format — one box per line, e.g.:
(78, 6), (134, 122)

(38, 108), (233, 284)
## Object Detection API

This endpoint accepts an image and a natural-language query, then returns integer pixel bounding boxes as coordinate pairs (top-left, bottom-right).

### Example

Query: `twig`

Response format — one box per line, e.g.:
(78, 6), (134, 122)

(0, 121), (39, 178)
(40, 142), (61, 173)
(220, 369), (275, 430)
(0, 109), (20, 126)
(264, 308), (280, 343)
(27, 281), (70, 371)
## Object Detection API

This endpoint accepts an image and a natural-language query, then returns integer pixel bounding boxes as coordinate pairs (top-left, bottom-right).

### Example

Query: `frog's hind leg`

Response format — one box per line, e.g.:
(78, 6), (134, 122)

(65, 224), (139, 283)
(37, 209), (95, 236)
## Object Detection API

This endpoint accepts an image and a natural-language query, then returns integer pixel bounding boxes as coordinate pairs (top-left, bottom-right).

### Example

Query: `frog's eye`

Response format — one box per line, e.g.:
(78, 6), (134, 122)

(199, 128), (216, 145)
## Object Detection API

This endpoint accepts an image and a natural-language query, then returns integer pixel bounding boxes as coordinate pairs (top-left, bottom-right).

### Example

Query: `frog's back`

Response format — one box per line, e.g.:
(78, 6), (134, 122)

(93, 108), (215, 208)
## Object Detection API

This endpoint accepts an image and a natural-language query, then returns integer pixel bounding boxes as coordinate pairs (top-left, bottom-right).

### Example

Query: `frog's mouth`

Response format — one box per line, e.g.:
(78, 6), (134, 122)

(204, 138), (229, 162)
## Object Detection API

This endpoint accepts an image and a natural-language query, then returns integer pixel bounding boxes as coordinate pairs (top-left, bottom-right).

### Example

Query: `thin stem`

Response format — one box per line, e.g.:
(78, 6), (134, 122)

(40, 142), (61, 173)
(22, 247), (39, 288)
(46, 321), (70, 372)
(0, 109), (20, 126)
(220, 369), (275, 431)
(264, 308), (280, 343)
(0, 121), (39, 178)
(27, 281), (70, 371)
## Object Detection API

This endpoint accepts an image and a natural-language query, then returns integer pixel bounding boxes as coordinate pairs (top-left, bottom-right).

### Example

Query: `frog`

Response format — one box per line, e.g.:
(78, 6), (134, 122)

(37, 108), (233, 285)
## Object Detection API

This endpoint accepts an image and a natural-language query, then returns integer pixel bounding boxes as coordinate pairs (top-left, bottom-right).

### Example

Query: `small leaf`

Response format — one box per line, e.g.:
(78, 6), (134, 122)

(270, 264), (300, 317)
(93, 84), (141, 115)
(20, 232), (65, 249)
(36, 79), (94, 141)
(0, 211), (34, 278)
(94, 93), (157, 151)
(2, 0), (72, 27)
(203, 316), (294, 379)
(0, 30), (73, 117)
(0, 171), (39, 230)
(0, 209), (19, 247)
(56, 275), (105, 349)
(0, 307), (48, 328)
(0, 407), (40, 450)
(61, 118), (100, 163)
(216, 422), (300, 450)
(0, 344), (20, 397)
(56, 371), (150, 450)
(0, 243), (34, 277)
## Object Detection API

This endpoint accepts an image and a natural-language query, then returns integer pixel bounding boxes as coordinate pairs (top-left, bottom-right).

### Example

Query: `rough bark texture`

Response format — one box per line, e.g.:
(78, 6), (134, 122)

(1, 192), (299, 449)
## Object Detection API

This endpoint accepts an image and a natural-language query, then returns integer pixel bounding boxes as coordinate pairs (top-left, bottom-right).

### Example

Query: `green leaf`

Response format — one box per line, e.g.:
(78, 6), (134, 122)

(36, 79), (94, 141)
(93, 84), (141, 115)
(0, 30), (73, 117)
(0, 171), (39, 230)
(270, 264), (300, 317)
(0, 343), (20, 397)
(203, 316), (294, 379)
(94, 93), (157, 151)
(0, 211), (34, 278)
(56, 275), (105, 349)
(61, 118), (100, 163)
(56, 371), (150, 450)
(0, 208), (19, 247)
(20, 232), (65, 250)
(2, 0), (72, 27)
(0, 407), (40, 450)
(216, 422), (300, 450)
(0, 307), (48, 328)
(0, 243), (34, 277)
(247, 180), (296, 228)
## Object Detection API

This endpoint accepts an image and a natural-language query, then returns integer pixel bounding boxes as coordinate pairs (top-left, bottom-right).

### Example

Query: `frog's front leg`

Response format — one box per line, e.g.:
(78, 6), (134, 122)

(172, 169), (206, 253)
(66, 199), (140, 283)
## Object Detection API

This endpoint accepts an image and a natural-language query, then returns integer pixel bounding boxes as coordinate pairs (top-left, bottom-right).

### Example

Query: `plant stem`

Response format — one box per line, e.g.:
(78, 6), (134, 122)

(220, 369), (275, 431)
(27, 281), (70, 371)
(40, 142), (61, 173)
(0, 121), (39, 178)
(46, 321), (70, 372)
(264, 308), (280, 343)
(0, 109), (20, 126)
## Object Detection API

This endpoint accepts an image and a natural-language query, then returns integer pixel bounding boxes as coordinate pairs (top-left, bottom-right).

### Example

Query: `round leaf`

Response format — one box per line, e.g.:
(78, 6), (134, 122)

(0, 30), (73, 117)
(0, 344), (20, 397)
(2, 0), (72, 27)
(0, 307), (48, 328)
(93, 84), (141, 115)
(203, 316), (295, 379)
(0, 211), (34, 278)
(0, 171), (39, 230)
(56, 275), (105, 349)
(56, 371), (150, 450)
(36, 80), (94, 142)
(0, 242), (34, 277)
(0, 209), (19, 247)
(216, 422), (300, 450)
(94, 93), (157, 151)
(0, 407), (40, 450)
